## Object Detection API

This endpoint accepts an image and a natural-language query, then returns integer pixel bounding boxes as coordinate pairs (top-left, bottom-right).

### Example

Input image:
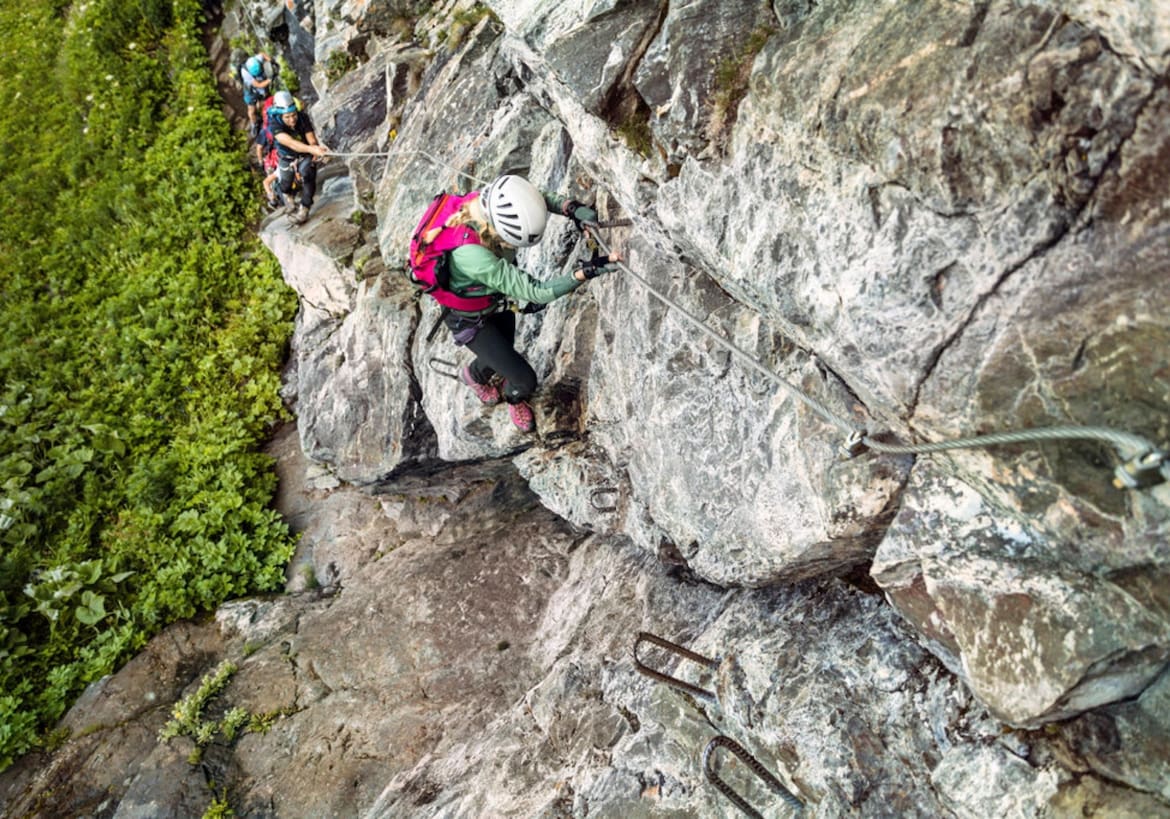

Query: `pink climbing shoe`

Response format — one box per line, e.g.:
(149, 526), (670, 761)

(506, 400), (535, 433)
(461, 365), (501, 405)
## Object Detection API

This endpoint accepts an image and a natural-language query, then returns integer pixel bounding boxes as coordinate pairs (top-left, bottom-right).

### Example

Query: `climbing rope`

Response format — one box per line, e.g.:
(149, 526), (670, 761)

(322, 145), (1167, 490)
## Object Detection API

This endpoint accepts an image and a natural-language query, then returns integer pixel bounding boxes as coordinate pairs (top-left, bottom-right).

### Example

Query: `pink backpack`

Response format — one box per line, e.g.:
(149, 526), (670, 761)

(408, 191), (497, 313)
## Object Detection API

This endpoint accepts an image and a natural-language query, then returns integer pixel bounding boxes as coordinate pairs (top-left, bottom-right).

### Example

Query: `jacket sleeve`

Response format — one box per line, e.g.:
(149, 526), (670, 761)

(542, 191), (569, 216)
(449, 245), (581, 304)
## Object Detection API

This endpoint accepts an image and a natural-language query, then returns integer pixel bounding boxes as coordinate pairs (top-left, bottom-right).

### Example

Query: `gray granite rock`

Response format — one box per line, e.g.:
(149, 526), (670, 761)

(8, 0), (1166, 815)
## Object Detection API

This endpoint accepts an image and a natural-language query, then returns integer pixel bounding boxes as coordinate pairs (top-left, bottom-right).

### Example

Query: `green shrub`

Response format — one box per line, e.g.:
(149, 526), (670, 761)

(325, 49), (358, 81)
(0, 0), (297, 769)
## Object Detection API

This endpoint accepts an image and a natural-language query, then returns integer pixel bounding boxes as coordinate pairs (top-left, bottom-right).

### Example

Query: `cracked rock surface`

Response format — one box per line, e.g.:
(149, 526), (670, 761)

(3, 0), (1168, 816)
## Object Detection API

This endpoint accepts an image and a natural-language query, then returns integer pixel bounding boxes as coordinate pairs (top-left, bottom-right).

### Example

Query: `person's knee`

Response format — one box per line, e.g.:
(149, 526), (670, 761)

(502, 368), (537, 402)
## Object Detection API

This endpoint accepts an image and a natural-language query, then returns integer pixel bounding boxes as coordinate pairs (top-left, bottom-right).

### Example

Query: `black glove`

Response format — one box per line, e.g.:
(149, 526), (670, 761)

(520, 301), (547, 314)
(579, 248), (617, 280)
(562, 199), (598, 230)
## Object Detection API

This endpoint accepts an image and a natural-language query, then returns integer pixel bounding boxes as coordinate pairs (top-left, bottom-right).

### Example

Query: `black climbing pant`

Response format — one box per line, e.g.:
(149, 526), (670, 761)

(278, 155), (317, 208)
(447, 310), (537, 403)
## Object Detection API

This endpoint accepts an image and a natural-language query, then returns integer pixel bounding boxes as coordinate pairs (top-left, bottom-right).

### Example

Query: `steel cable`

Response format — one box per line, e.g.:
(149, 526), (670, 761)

(323, 147), (1166, 485)
(585, 229), (1166, 479)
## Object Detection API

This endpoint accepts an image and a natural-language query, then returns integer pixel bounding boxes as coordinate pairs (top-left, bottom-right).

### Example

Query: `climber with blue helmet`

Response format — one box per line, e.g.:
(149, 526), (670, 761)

(433, 174), (617, 432)
(268, 90), (329, 225)
(254, 93), (295, 209)
(240, 51), (277, 135)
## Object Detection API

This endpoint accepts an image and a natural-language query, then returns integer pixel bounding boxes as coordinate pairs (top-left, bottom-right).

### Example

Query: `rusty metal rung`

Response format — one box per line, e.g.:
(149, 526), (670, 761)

(540, 429), (580, 446)
(428, 357), (460, 381)
(633, 632), (719, 703)
(584, 218), (633, 229)
(590, 487), (619, 512)
(702, 735), (803, 817)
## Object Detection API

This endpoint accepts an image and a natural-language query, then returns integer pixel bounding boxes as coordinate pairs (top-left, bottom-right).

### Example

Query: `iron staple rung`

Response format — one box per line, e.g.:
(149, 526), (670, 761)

(428, 357), (460, 380)
(590, 487), (619, 512)
(633, 632), (720, 703)
(703, 735), (804, 816)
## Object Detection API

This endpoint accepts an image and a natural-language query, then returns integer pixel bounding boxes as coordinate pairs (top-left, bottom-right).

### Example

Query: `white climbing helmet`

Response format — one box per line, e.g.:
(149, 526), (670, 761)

(481, 175), (547, 247)
(270, 91), (297, 115)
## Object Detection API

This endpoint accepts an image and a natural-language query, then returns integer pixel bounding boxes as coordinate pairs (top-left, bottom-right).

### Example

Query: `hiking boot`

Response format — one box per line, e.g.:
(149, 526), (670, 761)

(506, 400), (535, 433)
(289, 204), (310, 225)
(460, 366), (500, 405)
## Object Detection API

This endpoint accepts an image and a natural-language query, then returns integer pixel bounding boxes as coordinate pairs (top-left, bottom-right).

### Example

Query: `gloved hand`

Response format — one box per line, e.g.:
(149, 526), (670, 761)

(578, 248), (619, 280)
(562, 199), (598, 230)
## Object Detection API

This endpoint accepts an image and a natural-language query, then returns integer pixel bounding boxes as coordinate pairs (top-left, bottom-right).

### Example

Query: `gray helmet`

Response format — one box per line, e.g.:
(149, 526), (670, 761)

(481, 175), (547, 247)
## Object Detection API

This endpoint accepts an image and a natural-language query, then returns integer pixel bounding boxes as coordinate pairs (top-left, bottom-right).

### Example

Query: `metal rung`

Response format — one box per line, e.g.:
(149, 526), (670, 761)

(584, 218), (633, 229)
(540, 429), (580, 446)
(428, 357), (460, 380)
(590, 487), (619, 512)
(702, 735), (803, 817)
(633, 632), (719, 703)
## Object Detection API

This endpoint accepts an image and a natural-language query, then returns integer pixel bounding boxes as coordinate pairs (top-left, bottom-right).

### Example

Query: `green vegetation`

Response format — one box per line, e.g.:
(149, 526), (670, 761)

(325, 48), (358, 82)
(158, 660), (283, 816)
(707, 25), (776, 148)
(158, 660), (240, 759)
(0, 0), (298, 768)
(203, 794), (236, 819)
(615, 110), (655, 159)
(444, 3), (499, 50)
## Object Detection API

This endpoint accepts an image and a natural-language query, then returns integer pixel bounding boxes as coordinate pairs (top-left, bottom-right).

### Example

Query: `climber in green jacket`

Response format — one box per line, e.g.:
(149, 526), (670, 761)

(441, 175), (619, 432)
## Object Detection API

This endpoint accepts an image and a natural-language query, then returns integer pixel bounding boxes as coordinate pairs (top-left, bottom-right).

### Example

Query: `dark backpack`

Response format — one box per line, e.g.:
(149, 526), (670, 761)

(407, 191), (497, 313)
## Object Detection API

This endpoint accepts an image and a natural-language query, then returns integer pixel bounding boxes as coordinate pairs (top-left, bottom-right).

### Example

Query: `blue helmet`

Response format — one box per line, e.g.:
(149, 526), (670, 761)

(245, 56), (264, 77)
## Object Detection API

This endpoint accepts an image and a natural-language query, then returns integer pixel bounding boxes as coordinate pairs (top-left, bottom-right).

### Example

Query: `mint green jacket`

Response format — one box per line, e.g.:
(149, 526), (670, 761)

(445, 192), (582, 310)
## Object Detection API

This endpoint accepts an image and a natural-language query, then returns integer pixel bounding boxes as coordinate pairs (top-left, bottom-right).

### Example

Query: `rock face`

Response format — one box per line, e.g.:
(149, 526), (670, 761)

(4, 0), (1169, 816)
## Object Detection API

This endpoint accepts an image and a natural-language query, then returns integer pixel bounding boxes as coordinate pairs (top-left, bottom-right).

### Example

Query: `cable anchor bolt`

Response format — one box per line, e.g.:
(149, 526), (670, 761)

(839, 431), (868, 459)
(1112, 449), (1169, 490)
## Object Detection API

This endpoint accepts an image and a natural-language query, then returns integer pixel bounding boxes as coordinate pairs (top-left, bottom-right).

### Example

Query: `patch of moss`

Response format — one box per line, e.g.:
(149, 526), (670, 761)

(707, 26), (776, 148)
(325, 49), (358, 82)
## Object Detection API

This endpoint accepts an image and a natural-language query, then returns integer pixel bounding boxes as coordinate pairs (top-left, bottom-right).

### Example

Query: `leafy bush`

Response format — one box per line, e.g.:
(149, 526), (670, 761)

(0, 0), (297, 768)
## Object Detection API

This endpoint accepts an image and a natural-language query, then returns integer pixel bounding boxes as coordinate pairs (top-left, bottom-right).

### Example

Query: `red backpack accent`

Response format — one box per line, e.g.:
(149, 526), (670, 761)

(408, 191), (497, 313)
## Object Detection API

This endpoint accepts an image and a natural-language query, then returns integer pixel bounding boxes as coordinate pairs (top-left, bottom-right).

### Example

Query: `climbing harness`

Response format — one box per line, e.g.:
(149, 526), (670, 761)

(703, 735), (804, 817)
(632, 631), (720, 703)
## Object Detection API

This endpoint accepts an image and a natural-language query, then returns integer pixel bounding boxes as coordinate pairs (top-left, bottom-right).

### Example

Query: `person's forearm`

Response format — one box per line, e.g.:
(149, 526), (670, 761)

(277, 136), (316, 154)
